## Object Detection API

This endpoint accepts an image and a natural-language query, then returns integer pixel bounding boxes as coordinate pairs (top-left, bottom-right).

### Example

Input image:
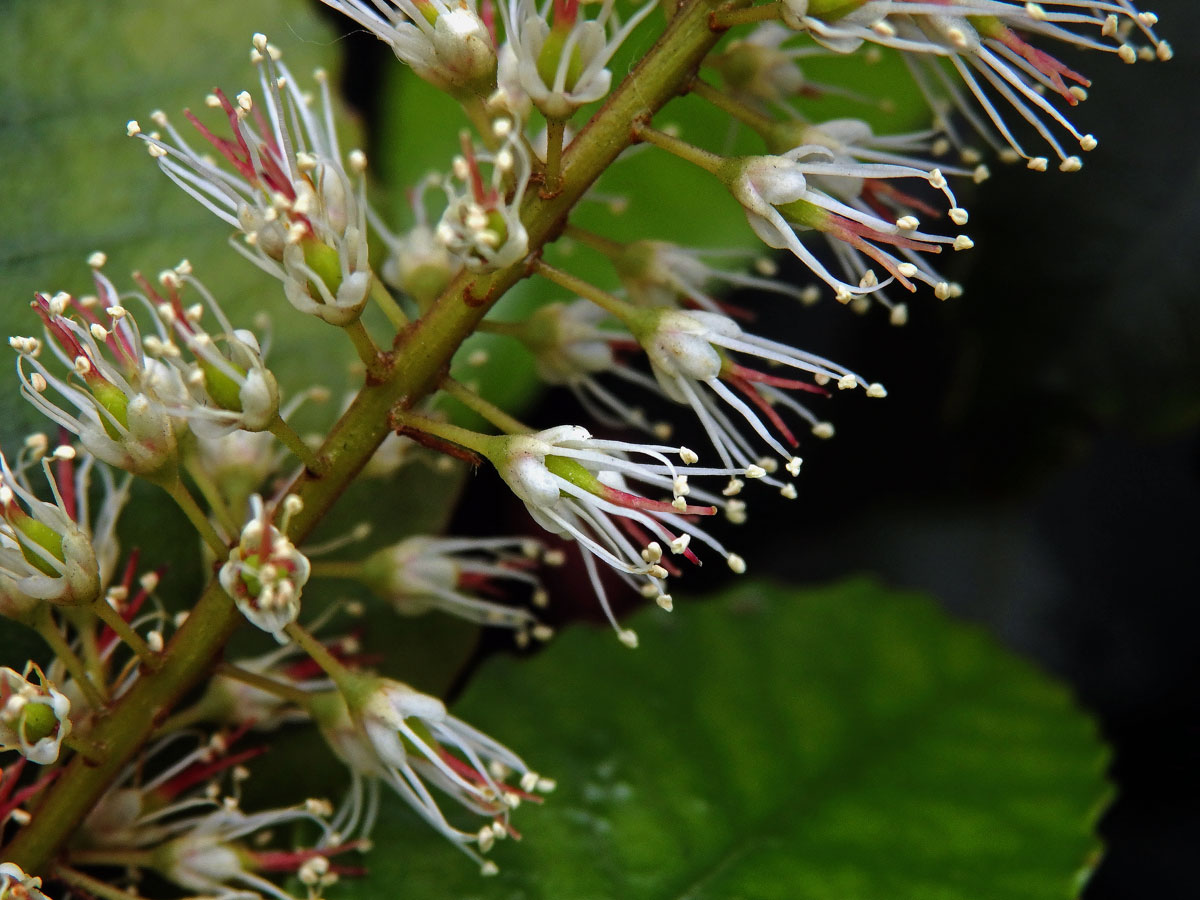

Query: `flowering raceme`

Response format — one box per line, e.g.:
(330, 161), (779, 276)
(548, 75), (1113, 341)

(0, 0), (1172, 894)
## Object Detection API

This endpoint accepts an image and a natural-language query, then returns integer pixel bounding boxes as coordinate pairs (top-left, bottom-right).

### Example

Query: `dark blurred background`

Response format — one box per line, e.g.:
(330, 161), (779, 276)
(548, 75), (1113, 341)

(323, 2), (1200, 896)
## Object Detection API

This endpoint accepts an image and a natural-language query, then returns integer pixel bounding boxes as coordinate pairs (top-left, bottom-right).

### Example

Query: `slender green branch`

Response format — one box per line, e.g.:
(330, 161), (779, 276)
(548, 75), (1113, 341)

(54, 865), (148, 900)
(442, 379), (531, 434)
(269, 414), (323, 475)
(157, 476), (227, 556)
(310, 560), (366, 580)
(690, 78), (776, 131)
(282, 621), (355, 694)
(2, 0), (744, 873)
(63, 849), (154, 869)
(393, 412), (497, 457)
(32, 607), (106, 710)
(182, 455), (240, 537)
(215, 662), (314, 706)
(632, 121), (726, 174)
(62, 732), (107, 764)
(371, 276), (409, 331)
(533, 259), (637, 321)
(91, 600), (160, 671)
(564, 223), (627, 257)
(543, 120), (567, 196)
(342, 320), (387, 380)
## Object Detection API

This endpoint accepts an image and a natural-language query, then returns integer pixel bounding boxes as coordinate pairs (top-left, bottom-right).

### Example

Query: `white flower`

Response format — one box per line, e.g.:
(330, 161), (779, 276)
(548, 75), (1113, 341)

(727, 148), (971, 302)
(499, 0), (658, 119)
(628, 307), (882, 477)
(0, 663), (72, 765)
(436, 122), (532, 271)
(219, 495), (310, 642)
(103, 262), (280, 438)
(151, 804), (336, 900)
(371, 175), (464, 311)
(131, 36), (371, 325)
(0, 443), (128, 606)
(319, 0), (498, 95)
(596, 237), (819, 312)
(708, 22), (835, 111)
(781, 1), (1170, 167)
(483, 426), (746, 641)
(13, 291), (179, 476)
(316, 678), (547, 872)
(361, 535), (546, 632)
(0, 863), (49, 900)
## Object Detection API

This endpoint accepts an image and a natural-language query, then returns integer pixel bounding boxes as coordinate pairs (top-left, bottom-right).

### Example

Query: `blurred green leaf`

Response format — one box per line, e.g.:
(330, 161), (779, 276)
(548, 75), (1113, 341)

(338, 579), (1108, 898)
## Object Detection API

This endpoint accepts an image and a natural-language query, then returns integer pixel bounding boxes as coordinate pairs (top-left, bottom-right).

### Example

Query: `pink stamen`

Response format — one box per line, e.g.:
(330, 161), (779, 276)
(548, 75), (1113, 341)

(729, 363), (827, 395)
(995, 27), (1090, 104)
(598, 484), (716, 517)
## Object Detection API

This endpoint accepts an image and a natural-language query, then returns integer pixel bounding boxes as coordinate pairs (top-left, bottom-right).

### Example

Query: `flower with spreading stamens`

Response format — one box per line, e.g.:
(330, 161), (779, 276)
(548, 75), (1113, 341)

(436, 121), (532, 271)
(318, 0), (498, 95)
(219, 495), (310, 642)
(499, 0), (658, 119)
(724, 149), (972, 302)
(151, 803), (350, 900)
(780, 1), (1170, 168)
(99, 261), (281, 439)
(12, 287), (181, 477)
(371, 175), (464, 311)
(0, 663), (72, 765)
(313, 678), (547, 874)
(360, 536), (547, 633)
(130, 36), (371, 325)
(0, 442), (128, 607)
(625, 306), (882, 479)
(476, 426), (747, 643)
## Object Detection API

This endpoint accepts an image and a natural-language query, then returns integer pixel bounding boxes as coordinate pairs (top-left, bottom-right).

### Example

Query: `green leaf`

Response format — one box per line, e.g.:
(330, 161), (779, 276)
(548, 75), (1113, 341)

(338, 579), (1108, 898)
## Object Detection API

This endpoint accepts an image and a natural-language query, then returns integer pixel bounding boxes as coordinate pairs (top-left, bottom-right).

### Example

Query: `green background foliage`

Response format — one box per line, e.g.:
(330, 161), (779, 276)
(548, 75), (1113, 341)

(335, 580), (1108, 899)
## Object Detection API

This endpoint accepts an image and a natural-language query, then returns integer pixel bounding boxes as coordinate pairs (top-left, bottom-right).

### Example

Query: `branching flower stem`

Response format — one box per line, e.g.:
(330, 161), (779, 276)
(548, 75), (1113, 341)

(1, 0), (747, 874)
(32, 607), (106, 710)
(442, 379), (531, 434)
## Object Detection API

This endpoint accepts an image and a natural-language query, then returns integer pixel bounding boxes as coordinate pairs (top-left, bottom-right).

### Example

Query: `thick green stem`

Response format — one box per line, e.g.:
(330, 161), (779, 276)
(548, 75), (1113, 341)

(710, 1), (781, 28)
(2, 0), (743, 874)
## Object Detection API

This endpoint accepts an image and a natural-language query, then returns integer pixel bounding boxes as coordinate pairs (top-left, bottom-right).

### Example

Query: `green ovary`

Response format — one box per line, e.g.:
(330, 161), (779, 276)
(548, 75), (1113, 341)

(304, 240), (344, 304)
(16, 517), (66, 577)
(18, 701), (59, 745)
(536, 28), (585, 94)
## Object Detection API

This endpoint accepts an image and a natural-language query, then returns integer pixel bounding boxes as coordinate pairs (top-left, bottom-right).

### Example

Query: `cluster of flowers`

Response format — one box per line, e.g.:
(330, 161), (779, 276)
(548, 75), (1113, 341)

(1, 0), (1168, 893)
